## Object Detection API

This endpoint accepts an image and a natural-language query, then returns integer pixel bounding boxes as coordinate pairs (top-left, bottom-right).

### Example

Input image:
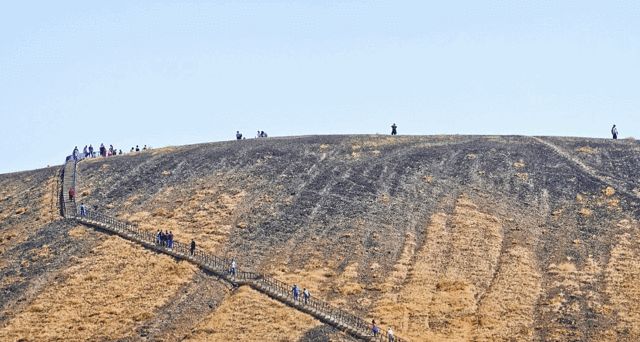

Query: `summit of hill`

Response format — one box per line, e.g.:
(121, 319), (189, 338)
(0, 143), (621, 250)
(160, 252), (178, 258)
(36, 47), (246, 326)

(1, 134), (640, 341)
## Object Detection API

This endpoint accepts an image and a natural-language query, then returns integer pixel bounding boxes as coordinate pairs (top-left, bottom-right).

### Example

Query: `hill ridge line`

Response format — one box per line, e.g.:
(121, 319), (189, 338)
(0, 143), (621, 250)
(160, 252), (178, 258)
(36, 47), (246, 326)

(60, 159), (404, 342)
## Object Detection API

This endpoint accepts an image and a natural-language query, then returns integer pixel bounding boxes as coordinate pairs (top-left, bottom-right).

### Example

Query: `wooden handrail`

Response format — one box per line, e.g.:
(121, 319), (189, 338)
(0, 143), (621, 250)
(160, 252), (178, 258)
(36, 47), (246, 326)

(60, 159), (406, 342)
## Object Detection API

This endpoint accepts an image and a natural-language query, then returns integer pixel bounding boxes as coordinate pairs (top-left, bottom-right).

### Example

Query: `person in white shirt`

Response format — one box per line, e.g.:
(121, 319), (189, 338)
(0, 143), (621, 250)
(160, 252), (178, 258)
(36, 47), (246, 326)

(387, 327), (394, 341)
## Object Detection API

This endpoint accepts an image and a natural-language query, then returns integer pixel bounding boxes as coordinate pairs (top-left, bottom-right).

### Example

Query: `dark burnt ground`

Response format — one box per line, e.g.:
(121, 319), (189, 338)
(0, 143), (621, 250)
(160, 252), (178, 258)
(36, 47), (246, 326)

(543, 136), (640, 197)
(132, 271), (230, 342)
(298, 325), (359, 342)
(0, 166), (61, 254)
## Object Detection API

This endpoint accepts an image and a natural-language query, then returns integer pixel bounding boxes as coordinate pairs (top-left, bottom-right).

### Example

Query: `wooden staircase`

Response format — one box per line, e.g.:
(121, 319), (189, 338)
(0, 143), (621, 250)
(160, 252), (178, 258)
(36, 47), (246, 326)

(60, 159), (405, 342)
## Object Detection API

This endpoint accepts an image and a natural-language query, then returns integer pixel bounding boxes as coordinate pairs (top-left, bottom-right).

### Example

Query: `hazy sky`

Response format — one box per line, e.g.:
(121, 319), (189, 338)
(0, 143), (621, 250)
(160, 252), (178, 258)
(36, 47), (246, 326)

(1, 1), (638, 173)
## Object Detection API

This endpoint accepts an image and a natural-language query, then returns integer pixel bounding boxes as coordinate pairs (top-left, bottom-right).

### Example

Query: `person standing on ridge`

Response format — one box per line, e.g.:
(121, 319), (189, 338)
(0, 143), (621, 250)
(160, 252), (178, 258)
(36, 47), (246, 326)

(88, 144), (94, 158)
(611, 124), (618, 139)
(391, 123), (397, 135)
(236, 131), (243, 140)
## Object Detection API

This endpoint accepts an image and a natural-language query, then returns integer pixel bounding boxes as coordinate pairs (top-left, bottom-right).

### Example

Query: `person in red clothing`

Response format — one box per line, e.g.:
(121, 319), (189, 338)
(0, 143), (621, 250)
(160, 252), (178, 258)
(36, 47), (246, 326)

(68, 188), (76, 201)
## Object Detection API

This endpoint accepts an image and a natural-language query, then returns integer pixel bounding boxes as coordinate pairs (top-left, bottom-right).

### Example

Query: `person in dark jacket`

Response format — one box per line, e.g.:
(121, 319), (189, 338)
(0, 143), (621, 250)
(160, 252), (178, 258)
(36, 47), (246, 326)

(190, 239), (196, 256)
(391, 123), (397, 135)
(292, 284), (300, 302)
(611, 124), (618, 139)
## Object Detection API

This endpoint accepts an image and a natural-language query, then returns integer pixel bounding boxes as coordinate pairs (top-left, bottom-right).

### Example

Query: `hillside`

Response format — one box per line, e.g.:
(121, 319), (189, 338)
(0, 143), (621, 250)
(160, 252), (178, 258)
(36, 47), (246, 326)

(1, 134), (640, 341)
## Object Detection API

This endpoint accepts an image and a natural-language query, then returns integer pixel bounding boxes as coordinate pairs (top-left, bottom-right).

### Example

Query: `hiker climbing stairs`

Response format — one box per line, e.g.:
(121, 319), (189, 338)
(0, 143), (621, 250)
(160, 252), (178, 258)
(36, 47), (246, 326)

(60, 159), (405, 342)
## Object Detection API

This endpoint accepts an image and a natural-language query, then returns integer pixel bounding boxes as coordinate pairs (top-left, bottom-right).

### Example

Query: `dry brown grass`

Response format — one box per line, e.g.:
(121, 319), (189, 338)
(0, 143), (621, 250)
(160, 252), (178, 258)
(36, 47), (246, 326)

(186, 286), (320, 341)
(0, 174), (57, 260)
(122, 182), (245, 253)
(601, 221), (640, 339)
(350, 136), (408, 150)
(40, 174), (58, 223)
(373, 196), (518, 341)
(474, 246), (541, 341)
(607, 198), (620, 208)
(579, 208), (593, 217)
(602, 186), (616, 197)
(67, 225), (88, 238)
(513, 160), (526, 168)
(380, 232), (416, 293)
(0, 235), (197, 341)
(576, 146), (596, 154)
(151, 146), (178, 155)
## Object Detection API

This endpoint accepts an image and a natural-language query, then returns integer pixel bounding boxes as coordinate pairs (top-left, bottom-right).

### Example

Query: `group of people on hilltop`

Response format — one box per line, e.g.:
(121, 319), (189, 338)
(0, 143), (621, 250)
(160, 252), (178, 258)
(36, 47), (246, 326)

(71, 143), (152, 161)
(72, 143), (121, 160)
(130, 145), (149, 152)
(234, 130), (268, 140)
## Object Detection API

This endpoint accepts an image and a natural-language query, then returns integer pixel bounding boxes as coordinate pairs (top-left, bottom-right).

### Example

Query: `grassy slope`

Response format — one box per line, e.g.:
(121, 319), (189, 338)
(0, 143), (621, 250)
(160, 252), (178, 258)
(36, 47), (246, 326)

(1, 135), (640, 341)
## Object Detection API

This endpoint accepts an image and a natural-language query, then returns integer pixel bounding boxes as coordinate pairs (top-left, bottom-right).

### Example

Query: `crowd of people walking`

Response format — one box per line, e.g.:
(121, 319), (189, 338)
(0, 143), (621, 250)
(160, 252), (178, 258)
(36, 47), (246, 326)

(156, 230), (174, 249)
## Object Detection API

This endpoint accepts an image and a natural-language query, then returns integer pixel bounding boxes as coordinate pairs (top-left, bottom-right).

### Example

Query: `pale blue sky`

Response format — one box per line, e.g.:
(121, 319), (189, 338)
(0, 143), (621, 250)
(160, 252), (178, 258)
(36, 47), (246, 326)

(1, 1), (638, 173)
